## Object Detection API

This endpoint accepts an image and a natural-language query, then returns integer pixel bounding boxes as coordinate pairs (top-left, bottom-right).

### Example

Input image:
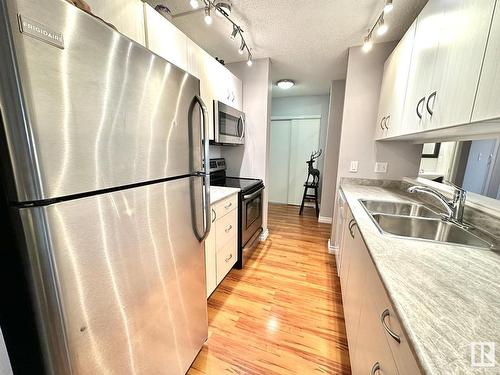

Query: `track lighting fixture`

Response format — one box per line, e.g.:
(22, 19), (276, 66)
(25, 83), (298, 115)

(204, 6), (212, 25)
(384, 0), (393, 14)
(361, 1), (393, 52)
(230, 24), (239, 40)
(173, 0), (252, 66)
(377, 16), (388, 36)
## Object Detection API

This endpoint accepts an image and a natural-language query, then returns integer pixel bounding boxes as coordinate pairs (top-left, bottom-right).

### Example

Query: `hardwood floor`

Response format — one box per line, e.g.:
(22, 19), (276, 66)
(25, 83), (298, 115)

(188, 203), (351, 375)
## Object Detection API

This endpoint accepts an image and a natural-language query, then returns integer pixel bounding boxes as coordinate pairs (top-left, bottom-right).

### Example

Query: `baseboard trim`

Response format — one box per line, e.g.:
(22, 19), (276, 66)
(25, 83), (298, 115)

(318, 215), (333, 224)
(259, 228), (269, 241)
(327, 239), (338, 254)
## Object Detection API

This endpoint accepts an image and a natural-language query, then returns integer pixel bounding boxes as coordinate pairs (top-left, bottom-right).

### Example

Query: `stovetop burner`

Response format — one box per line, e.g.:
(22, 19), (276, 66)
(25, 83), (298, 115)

(209, 158), (263, 194)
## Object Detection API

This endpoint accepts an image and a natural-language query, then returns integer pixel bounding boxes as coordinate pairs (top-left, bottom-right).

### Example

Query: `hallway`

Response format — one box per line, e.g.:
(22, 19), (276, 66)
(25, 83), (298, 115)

(188, 203), (351, 374)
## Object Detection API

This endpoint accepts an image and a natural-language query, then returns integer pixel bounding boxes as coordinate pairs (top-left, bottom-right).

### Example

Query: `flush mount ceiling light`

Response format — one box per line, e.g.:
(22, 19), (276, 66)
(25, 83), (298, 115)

(277, 79), (295, 90)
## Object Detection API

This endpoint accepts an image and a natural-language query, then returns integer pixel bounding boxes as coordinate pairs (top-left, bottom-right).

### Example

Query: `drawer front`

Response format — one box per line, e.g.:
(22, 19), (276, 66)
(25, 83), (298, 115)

(215, 208), (238, 249)
(367, 259), (422, 375)
(216, 237), (237, 284)
(213, 194), (237, 220)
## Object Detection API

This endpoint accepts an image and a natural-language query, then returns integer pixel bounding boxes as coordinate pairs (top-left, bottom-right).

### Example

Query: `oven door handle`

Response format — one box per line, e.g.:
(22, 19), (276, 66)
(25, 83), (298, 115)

(243, 186), (264, 201)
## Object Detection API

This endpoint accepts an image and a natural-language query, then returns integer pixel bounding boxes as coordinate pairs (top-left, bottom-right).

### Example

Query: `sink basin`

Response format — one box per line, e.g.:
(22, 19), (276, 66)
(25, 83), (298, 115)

(371, 214), (493, 249)
(360, 199), (441, 219)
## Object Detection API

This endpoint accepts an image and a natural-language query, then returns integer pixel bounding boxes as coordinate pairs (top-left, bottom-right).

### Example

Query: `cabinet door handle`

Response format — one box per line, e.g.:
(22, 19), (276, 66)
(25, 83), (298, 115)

(416, 97), (425, 119)
(371, 362), (380, 375)
(224, 202), (233, 209)
(211, 208), (217, 223)
(348, 219), (357, 238)
(380, 116), (386, 130)
(381, 309), (401, 343)
(225, 224), (232, 233)
(426, 91), (437, 116)
(384, 115), (390, 130)
(225, 253), (233, 262)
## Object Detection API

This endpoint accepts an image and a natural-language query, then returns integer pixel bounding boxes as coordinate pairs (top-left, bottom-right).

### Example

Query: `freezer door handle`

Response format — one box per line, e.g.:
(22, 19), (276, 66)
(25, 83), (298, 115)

(191, 95), (211, 241)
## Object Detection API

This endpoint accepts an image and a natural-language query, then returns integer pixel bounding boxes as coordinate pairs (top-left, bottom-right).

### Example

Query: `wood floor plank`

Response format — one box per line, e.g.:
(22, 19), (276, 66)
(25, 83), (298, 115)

(188, 203), (351, 374)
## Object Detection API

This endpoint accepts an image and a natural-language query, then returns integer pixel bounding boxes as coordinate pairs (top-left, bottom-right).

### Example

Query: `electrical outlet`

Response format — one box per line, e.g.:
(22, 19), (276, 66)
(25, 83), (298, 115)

(349, 161), (359, 173)
(375, 162), (388, 173)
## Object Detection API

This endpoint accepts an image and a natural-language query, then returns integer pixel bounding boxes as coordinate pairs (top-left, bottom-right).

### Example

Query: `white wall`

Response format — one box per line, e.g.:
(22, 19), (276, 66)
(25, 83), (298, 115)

(224, 58), (272, 233)
(331, 43), (423, 244)
(0, 328), (12, 375)
(336, 43), (422, 182)
(319, 80), (346, 221)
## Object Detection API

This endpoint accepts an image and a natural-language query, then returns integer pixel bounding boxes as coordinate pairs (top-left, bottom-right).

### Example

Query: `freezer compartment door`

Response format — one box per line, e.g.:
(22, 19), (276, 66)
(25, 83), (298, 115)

(1, 0), (203, 202)
(18, 177), (208, 375)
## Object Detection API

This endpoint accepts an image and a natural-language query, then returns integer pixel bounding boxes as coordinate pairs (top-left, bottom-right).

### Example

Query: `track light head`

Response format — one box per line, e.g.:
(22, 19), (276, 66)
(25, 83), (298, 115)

(238, 39), (246, 55)
(247, 54), (253, 67)
(230, 24), (239, 40)
(204, 6), (212, 25)
(384, 0), (393, 14)
(362, 35), (373, 52)
(377, 16), (388, 36)
(189, 0), (199, 9)
(215, 1), (231, 17)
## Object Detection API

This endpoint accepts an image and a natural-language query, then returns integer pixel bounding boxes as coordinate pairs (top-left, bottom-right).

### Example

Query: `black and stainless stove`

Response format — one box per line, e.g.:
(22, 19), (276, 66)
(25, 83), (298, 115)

(210, 158), (264, 269)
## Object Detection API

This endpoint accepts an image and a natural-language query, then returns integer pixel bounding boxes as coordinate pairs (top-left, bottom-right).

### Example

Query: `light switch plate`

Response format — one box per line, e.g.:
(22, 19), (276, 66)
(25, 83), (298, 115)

(349, 161), (359, 173)
(375, 162), (388, 173)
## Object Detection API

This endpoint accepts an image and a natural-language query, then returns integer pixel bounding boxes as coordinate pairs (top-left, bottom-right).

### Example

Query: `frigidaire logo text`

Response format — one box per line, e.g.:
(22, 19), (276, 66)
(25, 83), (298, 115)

(18, 15), (65, 49)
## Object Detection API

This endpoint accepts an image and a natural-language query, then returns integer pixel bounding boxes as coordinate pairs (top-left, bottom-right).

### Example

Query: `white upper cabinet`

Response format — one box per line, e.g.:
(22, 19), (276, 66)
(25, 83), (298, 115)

(427, 0), (496, 129)
(472, 3), (500, 123)
(383, 0), (496, 139)
(376, 21), (416, 139)
(143, 4), (188, 72)
(85, 0), (145, 46)
(401, 0), (444, 135)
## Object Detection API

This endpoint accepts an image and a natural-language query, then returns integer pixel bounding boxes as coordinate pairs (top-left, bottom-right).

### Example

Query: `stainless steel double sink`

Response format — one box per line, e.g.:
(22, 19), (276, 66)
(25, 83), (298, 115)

(359, 200), (498, 250)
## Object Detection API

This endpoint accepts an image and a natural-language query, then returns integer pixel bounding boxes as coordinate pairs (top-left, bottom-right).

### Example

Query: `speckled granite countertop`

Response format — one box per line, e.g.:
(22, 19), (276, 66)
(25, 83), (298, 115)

(340, 182), (500, 375)
(210, 186), (239, 205)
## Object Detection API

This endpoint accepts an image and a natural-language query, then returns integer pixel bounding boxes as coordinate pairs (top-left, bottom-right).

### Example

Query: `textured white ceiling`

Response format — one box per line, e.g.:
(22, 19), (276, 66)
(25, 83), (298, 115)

(145, 0), (427, 97)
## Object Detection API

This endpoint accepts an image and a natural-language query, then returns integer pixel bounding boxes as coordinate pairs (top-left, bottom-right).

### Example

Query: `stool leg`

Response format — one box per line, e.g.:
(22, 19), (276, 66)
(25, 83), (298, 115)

(299, 185), (307, 215)
(314, 186), (319, 217)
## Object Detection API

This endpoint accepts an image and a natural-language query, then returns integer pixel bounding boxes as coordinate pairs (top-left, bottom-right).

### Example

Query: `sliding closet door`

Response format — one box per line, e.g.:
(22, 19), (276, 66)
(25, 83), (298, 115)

(287, 119), (321, 205)
(269, 120), (291, 203)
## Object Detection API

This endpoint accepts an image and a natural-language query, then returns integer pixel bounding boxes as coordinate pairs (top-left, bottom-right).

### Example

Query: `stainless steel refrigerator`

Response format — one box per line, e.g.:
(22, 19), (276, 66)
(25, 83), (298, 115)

(0, 0), (211, 373)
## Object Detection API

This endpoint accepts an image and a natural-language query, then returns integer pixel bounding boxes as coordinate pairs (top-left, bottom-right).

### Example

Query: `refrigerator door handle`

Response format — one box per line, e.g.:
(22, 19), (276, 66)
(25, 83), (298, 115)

(191, 95), (211, 242)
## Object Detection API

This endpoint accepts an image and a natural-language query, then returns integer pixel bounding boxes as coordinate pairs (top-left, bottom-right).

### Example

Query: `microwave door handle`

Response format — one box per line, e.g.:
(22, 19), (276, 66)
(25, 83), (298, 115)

(239, 115), (246, 142)
(191, 95), (211, 242)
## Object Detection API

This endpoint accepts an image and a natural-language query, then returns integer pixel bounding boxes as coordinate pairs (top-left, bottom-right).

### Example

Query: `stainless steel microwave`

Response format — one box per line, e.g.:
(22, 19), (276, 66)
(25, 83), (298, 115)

(213, 100), (245, 145)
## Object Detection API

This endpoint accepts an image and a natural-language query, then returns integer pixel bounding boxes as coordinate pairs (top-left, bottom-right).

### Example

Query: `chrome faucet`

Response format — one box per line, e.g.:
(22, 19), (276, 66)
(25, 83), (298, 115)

(407, 183), (467, 223)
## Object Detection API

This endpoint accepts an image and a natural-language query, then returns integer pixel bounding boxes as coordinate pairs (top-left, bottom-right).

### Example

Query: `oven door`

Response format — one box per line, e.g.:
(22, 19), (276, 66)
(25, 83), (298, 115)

(242, 186), (264, 247)
(214, 101), (245, 145)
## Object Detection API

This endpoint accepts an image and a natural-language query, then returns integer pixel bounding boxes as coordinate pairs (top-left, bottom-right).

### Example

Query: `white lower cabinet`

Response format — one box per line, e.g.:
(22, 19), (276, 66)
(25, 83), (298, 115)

(204, 194), (238, 297)
(340, 207), (421, 375)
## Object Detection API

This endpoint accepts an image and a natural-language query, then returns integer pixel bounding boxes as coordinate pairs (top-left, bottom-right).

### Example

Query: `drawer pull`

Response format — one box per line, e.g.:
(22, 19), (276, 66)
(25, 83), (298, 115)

(426, 91), (437, 116)
(381, 309), (401, 343)
(224, 202), (233, 209)
(416, 96), (425, 119)
(211, 208), (217, 223)
(225, 225), (232, 233)
(225, 253), (233, 262)
(348, 219), (357, 238)
(371, 362), (380, 375)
